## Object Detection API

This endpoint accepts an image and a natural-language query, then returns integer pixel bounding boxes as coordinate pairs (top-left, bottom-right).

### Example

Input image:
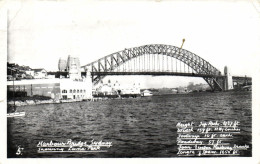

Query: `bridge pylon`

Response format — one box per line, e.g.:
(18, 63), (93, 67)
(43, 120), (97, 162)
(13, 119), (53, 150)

(224, 66), (234, 91)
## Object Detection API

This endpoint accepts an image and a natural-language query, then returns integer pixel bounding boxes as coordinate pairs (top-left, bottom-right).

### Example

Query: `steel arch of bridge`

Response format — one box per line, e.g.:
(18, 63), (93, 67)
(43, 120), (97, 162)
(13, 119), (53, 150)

(82, 44), (224, 91)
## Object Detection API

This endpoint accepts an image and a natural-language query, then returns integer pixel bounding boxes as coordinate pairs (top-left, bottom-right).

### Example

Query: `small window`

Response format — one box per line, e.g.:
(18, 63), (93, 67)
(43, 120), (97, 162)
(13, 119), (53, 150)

(77, 90), (79, 93)
(73, 89), (76, 93)
(70, 89), (72, 93)
(80, 90), (82, 93)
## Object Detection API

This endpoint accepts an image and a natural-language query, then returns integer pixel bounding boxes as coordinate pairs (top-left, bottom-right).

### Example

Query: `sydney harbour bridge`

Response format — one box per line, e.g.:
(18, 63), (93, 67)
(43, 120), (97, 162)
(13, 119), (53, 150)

(81, 44), (251, 91)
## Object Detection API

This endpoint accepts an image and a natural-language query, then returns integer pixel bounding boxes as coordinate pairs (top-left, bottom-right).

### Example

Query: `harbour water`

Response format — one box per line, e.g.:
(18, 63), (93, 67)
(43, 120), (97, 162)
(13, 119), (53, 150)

(7, 91), (252, 158)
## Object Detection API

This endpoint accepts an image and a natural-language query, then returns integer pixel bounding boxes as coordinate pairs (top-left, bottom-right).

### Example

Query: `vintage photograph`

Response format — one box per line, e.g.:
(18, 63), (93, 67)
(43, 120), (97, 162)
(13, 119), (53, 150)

(2, 0), (259, 161)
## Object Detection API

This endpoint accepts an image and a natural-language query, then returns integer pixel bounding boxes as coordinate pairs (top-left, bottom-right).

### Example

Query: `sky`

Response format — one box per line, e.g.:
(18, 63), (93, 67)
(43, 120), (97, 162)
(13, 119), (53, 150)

(4, 0), (260, 88)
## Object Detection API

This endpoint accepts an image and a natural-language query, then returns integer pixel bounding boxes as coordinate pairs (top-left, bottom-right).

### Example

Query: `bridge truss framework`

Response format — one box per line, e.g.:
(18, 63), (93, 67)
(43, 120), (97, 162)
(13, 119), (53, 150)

(82, 44), (226, 91)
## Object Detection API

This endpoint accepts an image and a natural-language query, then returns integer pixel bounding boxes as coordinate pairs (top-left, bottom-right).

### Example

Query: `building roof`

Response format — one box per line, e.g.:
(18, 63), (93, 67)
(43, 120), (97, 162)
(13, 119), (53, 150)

(7, 63), (15, 67)
(32, 68), (47, 72)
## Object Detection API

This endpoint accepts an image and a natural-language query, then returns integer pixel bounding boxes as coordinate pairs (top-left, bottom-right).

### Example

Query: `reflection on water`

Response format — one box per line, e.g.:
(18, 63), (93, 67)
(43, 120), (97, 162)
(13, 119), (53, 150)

(7, 91), (252, 157)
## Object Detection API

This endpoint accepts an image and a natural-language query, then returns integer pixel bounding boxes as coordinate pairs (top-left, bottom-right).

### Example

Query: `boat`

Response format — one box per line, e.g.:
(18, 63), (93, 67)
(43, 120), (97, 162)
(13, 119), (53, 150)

(242, 85), (252, 91)
(7, 112), (26, 118)
(141, 90), (153, 97)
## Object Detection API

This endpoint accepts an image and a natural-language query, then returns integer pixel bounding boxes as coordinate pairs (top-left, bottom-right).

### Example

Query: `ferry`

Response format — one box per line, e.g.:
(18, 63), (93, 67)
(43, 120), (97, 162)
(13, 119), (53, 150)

(141, 90), (153, 97)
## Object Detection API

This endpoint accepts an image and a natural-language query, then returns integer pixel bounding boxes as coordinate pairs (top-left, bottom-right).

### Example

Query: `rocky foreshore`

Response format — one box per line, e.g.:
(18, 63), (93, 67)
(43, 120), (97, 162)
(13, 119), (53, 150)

(7, 97), (106, 106)
(7, 96), (137, 106)
(8, 99), (60, 106)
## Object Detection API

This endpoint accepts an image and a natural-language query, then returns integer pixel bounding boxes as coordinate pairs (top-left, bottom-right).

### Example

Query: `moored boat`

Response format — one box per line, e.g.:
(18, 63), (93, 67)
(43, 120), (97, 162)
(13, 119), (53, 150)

(141, 90), (153, 97)
(7, 112), (26, 118)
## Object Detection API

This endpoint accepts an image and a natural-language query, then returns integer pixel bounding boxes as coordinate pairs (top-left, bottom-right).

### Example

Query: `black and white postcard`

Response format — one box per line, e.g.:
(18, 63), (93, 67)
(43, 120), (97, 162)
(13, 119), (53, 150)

(0, 0), (259, 163)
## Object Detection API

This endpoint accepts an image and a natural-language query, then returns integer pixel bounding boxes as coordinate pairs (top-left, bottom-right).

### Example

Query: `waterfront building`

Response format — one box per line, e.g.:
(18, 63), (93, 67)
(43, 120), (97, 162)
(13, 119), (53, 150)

(32, 68), (47, 79)
(93, 81), (141, 96)
(25, 70), (34, 76)
(7, 56), (93, 100)
(60, 77), (92, 100)
(99, 84), (113, 95)
(7, 76), (93, 100)
(141, 89), (153, 97)
(7, 79), (61, 100)
(172, 88), (178, 94)
(120, 83), (141, 95)
(94, 80), (114, 95)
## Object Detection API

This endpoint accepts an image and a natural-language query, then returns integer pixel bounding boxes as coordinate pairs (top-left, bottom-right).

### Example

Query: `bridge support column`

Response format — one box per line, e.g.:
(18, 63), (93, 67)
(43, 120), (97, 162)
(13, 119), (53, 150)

(203, 77), (223, 91)
(224, 66), (233, 91)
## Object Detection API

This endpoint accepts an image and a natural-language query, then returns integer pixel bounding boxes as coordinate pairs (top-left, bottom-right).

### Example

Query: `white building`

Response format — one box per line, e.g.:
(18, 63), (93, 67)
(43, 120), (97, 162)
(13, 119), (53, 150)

(60, 72), (92, 100)
(94, 81), (114, 95)
(7, 76), (93, 100)
(94, 81), (141, 96)
(120, 83), (141, 95)
(33, 68), (47, 79)
(141, 89), (153, 96)
(99, 84), (113, 95)
(25, 70), (34, 76)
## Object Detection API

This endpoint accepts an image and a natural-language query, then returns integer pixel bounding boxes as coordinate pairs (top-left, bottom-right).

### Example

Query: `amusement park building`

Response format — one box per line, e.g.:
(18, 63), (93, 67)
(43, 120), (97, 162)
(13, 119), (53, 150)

(7, 77), (92, 100)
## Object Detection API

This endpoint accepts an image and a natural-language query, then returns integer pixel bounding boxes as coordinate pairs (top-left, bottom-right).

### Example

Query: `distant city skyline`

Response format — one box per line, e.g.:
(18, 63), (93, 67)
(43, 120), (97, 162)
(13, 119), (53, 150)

(4, 0), (260, 88)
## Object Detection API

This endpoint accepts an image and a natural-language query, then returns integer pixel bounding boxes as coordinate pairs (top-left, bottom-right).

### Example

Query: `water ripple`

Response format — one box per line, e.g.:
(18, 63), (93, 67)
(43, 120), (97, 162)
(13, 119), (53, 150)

(7, 91), (252, 157)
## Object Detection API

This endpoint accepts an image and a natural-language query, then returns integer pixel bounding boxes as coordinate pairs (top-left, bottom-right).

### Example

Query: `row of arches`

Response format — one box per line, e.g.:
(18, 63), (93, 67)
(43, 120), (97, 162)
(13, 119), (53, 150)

(62, 89), (86, 94)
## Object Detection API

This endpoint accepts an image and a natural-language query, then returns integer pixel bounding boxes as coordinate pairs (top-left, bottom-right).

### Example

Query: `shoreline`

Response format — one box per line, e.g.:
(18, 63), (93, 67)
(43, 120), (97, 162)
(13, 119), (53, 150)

(7, 90), (251, 107)
(8, 99), (61, 106)
(7, 96), (137, 107)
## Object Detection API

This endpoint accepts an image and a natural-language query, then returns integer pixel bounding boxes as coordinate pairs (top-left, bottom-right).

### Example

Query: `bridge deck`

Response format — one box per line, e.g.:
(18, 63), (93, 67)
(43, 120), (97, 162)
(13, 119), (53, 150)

(232, 76), (252, 80)
(91, 72), (224, 78)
